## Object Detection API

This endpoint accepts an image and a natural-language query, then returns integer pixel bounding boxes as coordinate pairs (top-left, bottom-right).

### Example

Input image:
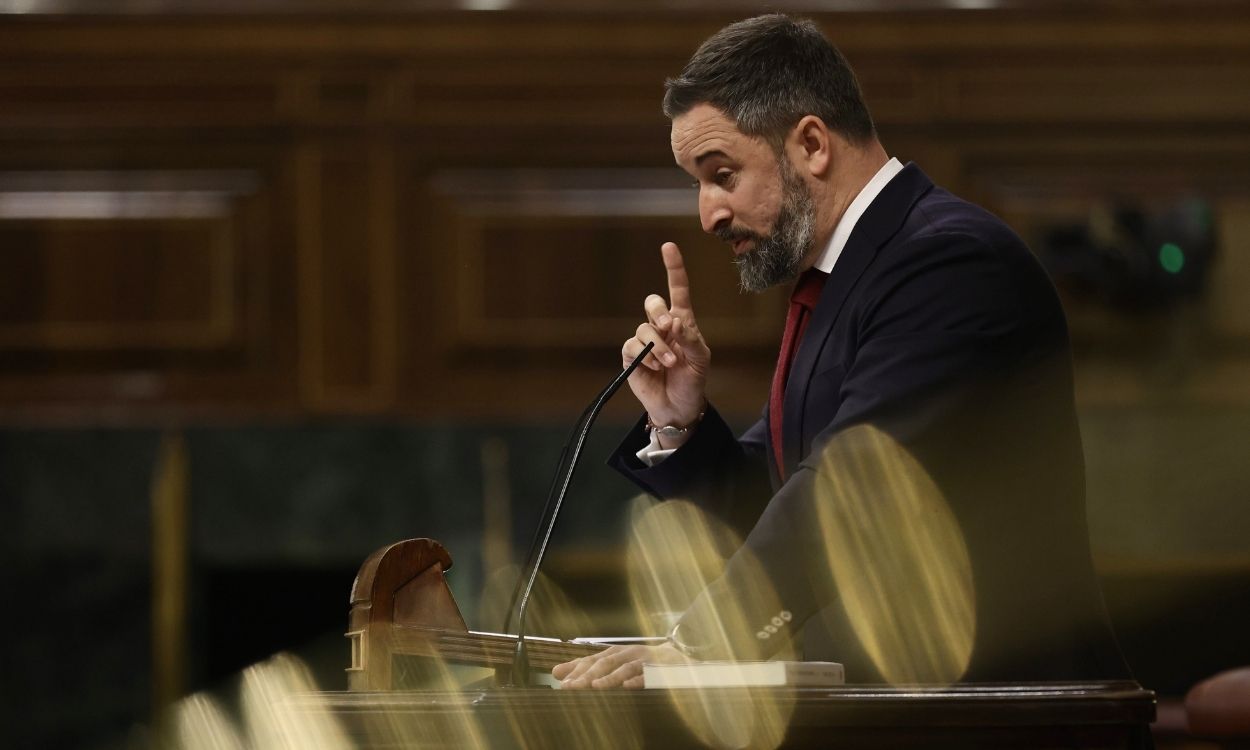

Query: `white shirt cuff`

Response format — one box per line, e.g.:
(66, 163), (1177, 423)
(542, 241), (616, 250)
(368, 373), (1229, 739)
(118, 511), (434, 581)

(635, 428), (677, 467)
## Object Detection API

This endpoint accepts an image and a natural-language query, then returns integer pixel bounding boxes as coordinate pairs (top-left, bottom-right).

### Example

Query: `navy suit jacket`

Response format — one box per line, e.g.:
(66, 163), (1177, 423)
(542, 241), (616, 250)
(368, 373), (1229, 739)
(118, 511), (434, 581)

(609, 164), (1128, 682)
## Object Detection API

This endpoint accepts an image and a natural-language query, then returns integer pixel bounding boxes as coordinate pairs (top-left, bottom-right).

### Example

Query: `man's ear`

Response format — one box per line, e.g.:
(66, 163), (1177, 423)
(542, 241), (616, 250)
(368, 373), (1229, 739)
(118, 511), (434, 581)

(789, 115), (832, 178)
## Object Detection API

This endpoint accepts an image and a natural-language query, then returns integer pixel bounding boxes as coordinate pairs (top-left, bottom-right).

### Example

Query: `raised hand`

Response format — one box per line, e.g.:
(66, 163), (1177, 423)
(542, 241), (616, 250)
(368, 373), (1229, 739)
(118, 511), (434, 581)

(621, 242), (711, 441)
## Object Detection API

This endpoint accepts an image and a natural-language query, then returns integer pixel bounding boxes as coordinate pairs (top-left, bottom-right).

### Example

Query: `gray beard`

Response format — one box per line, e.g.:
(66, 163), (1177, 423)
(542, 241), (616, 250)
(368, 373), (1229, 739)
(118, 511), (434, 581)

(723, 161), (817, 293)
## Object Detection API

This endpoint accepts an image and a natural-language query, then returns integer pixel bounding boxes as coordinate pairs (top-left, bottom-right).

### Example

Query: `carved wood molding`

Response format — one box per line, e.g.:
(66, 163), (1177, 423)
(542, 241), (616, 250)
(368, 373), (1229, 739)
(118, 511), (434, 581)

(0, 169), (256, 351)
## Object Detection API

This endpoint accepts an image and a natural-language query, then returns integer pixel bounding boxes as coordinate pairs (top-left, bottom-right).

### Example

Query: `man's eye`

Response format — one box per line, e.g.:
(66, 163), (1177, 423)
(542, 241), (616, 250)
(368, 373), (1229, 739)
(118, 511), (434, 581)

(714, 171), (734, 186)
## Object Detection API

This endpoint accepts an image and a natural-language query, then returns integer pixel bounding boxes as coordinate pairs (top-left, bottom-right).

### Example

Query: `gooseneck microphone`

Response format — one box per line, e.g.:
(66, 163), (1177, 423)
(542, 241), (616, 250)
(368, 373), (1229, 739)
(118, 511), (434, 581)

(507, 342), (655, 686)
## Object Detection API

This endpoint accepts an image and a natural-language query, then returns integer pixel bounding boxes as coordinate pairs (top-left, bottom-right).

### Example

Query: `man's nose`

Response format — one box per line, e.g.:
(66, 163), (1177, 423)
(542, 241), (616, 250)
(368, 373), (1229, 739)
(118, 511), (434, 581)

(699, 191), (732, 235)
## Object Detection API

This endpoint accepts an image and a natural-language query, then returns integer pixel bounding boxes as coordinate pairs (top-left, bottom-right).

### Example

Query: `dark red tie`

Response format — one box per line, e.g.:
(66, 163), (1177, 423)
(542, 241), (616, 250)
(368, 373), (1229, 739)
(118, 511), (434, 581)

(769, 269), (827, 481)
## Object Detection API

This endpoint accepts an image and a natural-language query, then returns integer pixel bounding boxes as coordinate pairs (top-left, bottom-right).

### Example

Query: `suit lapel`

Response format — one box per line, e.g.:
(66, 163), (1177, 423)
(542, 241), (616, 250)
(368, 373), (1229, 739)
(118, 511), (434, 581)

(780, 163), (934, 474)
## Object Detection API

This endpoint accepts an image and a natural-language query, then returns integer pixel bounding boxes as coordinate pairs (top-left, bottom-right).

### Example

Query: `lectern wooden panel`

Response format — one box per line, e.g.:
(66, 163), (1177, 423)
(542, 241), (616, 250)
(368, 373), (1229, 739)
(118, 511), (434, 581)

(346, 537), (601, 690)
(297, 684), (1156, 749)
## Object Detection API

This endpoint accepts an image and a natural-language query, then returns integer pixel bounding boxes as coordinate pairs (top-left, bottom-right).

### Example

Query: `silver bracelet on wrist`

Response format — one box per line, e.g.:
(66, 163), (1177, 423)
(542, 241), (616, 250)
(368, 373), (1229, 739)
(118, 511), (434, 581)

(645, 410), (705, 440)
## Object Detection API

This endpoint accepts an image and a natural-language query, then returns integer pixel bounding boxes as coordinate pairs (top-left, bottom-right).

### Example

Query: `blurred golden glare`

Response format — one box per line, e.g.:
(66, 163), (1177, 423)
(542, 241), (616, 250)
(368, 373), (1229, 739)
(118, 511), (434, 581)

(241, 653), (354, 750)
(165, 426), (976, 750)
(626, 495), (793, 750)
(479, 565), (642, 749)
(174, 694), (244, 750)
(354, 654), (488, 749)
(812, 424), (975, 685)
(477, 563), (595, 641)
(625, 495), (741, 635)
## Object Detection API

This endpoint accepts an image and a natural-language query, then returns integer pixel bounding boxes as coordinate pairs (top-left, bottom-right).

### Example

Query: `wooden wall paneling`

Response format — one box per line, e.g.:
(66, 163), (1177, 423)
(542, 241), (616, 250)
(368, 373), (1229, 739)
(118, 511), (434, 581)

(397, 167), (446, 414)
(1, 11), (1248, 72)
(296, 134), (399, 413)
(396, 167), (787, 419)
(956, 138), (1250, 406)
(396, 58), (678, 169)
(219, 141), (302, 411)
(0, 170), (243, 351)
(370, 139), (401, 409)
(0, 61), (286, 130)
(851, 62), (940, 130)
(404, 57), (673, 131)
(430, 169), (783, 348)
(1210, 196), (1250, 339)
(294, 138), (324, 410)
(939, 62), (1250, 126)
(1, 8), (1249, 420)
(0, 139), (303, 420)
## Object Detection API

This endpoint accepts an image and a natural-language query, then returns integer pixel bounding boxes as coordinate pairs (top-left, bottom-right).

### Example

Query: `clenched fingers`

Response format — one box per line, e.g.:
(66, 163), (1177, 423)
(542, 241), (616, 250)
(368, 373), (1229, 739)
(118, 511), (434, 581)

(624, 323), (677, 370)
(644, 294), (674, 332)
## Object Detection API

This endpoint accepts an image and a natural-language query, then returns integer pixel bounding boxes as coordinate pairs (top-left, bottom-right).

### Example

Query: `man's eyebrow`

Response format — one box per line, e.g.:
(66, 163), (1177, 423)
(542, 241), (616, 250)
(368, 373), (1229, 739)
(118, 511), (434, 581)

(694, 149), (729, 167)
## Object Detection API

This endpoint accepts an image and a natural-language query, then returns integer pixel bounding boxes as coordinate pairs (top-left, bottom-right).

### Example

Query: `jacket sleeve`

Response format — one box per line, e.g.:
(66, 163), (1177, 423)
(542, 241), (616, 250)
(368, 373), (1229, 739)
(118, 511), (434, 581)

(607, 403), (775, 542)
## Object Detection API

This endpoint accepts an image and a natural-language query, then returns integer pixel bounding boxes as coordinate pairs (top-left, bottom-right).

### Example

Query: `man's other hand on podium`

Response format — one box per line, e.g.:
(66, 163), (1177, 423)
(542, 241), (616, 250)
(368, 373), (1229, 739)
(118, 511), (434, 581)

(554, 642), (691, 689)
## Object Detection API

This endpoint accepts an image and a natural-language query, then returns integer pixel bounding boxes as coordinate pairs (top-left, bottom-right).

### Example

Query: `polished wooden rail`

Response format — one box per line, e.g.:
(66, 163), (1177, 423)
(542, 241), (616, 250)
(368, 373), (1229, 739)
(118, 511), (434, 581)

(293, 681), (1157, 749)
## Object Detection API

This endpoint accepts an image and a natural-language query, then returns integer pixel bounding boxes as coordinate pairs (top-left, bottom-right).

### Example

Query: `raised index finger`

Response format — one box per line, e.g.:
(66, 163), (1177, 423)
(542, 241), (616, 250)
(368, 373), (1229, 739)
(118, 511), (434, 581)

(661, 242), (693, 314)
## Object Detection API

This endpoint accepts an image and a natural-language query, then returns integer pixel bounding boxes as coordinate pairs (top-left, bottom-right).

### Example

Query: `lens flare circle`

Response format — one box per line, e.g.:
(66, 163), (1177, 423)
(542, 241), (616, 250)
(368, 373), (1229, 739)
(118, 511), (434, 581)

(813, 425), (975, 685)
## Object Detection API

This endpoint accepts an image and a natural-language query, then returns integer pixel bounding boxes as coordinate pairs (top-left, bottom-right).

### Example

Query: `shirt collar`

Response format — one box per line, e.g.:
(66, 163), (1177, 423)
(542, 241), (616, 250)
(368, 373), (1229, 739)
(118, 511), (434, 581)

(811, 157), (904, 274)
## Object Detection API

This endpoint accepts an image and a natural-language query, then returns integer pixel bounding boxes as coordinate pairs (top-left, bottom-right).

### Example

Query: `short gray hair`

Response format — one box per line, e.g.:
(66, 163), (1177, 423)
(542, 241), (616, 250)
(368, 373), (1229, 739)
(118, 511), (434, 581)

(663, 15), (875, 148)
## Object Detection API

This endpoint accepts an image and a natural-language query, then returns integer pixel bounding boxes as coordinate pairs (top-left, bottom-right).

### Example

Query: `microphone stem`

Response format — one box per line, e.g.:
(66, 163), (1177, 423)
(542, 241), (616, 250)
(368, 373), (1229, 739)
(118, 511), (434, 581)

(509, 343), (654, 686)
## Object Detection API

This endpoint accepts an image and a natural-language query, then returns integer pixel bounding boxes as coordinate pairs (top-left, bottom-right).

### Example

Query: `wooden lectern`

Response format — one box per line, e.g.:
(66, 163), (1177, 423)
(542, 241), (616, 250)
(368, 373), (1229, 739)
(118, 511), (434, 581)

(346, 537), (600, 690)
(335, 538), (1157, 749)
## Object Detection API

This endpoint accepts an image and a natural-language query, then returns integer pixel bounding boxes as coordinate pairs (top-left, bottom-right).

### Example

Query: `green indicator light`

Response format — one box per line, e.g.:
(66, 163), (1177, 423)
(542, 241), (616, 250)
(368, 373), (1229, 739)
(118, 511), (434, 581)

(1159, 242), (1185, 274)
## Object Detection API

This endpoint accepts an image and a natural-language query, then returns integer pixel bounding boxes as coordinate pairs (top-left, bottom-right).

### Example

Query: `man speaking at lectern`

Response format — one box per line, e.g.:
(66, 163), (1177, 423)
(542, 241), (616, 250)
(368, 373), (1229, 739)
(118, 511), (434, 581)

(554, 15), (1126, 688)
